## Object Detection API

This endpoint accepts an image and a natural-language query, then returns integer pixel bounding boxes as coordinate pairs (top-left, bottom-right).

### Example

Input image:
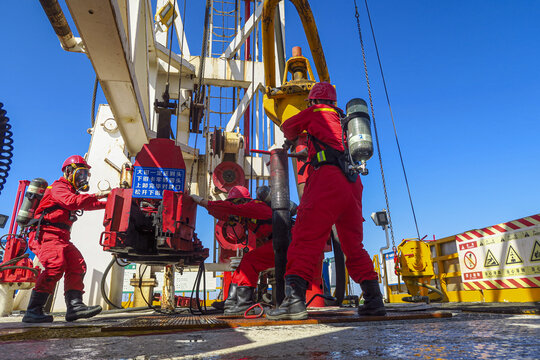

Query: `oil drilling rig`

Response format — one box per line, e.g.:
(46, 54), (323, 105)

(1, 0), (539, 318)
(0, 0), (350, 312)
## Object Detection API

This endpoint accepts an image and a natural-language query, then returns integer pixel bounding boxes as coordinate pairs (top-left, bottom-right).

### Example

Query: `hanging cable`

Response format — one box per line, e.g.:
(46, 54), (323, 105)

(100, 256), (123, 309)
(187, 0), (212, 192)
(189, 262), (212, 315)
(363, 0), (421, 240)
(352, 0), (397, 248)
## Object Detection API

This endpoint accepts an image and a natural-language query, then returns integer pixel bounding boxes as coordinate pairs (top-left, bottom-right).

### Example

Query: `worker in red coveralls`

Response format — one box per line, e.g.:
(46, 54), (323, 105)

(191, 185), (274, 315)
(22, 155), (108, 323)
(267, 82), (386, 320)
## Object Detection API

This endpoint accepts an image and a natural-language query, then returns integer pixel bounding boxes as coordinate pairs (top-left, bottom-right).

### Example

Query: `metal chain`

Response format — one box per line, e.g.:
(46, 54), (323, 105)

(353, 0), (396, 248)
(363, 0), (421, 240)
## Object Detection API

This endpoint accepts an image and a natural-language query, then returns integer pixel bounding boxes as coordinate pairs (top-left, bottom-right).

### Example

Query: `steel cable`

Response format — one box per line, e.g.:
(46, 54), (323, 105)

(187, 0), (212, 191)
(91, 77), (98, 127)
(352, 1), (397, 247)
(363, 0), (421, 240)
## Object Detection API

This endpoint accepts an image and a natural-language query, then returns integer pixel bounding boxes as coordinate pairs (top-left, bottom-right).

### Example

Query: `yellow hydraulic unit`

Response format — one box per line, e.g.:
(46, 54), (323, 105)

(395, 239), (444, 303)
(262, 0), (330, 125)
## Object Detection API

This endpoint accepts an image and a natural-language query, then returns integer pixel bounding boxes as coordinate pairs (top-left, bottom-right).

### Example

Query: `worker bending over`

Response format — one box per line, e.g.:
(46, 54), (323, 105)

(267, 82), (386, 320)
(191, 185), (273, 315)
(23, 155), (108, 323)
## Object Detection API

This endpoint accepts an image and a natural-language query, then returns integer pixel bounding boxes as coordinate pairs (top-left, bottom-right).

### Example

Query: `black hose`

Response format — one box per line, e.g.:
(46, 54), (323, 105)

(419, 282), (444, 302)
(331, 231), (346, 305)
(0, 102), (14, 195)
(190, 262), (206, 315)
(307, 293), (337, 307)
(0, 252), (29, 267)
(100, 256), (123, 309)
(0, 265), (39, 276)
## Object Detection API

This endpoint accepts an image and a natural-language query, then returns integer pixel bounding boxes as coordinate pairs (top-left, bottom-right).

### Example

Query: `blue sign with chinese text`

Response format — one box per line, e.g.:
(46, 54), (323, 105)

(132, 166), (185, 199)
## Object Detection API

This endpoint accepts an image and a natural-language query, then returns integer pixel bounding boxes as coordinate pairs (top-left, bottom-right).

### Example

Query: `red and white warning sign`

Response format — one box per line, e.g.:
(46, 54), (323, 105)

(456, 214), (540, 290)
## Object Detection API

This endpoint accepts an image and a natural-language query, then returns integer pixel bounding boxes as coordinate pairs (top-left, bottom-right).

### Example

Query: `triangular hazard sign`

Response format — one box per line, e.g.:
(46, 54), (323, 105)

(505, 245), (523, 265)
(484, 250), (500, 267)
(531, 241), (540, 262)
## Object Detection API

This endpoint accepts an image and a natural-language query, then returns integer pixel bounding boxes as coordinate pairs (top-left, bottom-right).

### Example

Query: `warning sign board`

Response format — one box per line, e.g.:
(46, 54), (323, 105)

(456, 215), (540, 289)
(531, 241), (540, 262)
(505, 246), (523, 265)
(463, 251), (477, 270)
(484, 250), (499, 267)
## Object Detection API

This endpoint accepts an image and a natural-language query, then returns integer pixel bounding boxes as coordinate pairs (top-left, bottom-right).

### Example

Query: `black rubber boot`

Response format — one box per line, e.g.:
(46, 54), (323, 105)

(266, 275), (308, 321)
(65, 290), (102, 322)
(212, 283), (238, 311)
(358, 279), (387, 316)
(22, 290), (54, 323)
(224, 286), (255, 315)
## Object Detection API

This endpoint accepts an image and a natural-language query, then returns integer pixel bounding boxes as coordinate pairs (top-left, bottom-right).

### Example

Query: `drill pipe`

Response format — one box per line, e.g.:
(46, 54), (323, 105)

(270, 148), (291, 305)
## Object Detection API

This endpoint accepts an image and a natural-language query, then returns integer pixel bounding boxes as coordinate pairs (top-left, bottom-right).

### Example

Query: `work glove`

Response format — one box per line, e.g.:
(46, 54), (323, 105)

(191, 194), (204, 204)
(283, 138), (296, 151)
(289, 148), (308, 161)
(96, 190), (111, 199)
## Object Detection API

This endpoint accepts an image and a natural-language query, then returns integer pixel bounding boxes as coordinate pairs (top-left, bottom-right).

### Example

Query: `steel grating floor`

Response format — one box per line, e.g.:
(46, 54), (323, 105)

(104, 308), (452, 332)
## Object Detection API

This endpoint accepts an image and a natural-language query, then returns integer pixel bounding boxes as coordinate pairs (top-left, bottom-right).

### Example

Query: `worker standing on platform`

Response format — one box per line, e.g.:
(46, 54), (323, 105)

(266, 82), (386, 320)
(191, 185), (274, 315)
(22, 155), (108, 323)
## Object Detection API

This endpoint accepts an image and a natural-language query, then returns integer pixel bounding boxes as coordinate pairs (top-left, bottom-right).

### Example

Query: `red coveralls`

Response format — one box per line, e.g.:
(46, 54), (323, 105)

(206, 200), (273, 287)
(282, 104), (378, 285)
(30, 177), (107, 294)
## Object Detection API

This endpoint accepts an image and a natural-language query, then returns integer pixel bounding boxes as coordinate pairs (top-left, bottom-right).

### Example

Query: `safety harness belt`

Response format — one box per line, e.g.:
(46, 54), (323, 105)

(298, 135), (357, 183)
(26, 205), (71, 242)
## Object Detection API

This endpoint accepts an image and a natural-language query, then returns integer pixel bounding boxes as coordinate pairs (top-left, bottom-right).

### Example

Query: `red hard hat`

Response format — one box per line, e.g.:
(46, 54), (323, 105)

(308, 82), (337, 101)
(227, 185), (251, 200)
(62, 155), (91, 171)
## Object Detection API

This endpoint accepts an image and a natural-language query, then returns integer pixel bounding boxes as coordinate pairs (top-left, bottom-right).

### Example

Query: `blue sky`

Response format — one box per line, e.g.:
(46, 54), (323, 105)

(1, 1), (539, 262)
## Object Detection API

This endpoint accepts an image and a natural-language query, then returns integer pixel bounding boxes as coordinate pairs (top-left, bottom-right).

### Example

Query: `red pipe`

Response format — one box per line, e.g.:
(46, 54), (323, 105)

(250, 149), (307, 159)
(250, 149), (270, 155)
(8, 180), (29, 236)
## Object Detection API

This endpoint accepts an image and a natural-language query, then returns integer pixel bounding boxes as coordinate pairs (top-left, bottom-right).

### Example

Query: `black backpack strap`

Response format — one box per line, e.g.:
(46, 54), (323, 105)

(303, 134), (357, 182)
(30, 204), (67, 242)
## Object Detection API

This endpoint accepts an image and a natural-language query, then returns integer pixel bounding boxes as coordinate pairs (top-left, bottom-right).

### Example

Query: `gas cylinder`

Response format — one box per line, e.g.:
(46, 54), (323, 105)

(16, 178), (48, 227)
(345, 98), (373, 166)
(120, 162), (133, 188)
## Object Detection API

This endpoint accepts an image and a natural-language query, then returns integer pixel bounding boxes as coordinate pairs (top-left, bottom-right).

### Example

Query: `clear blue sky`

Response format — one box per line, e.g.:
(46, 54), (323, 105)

(1, 1), (539, 261)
